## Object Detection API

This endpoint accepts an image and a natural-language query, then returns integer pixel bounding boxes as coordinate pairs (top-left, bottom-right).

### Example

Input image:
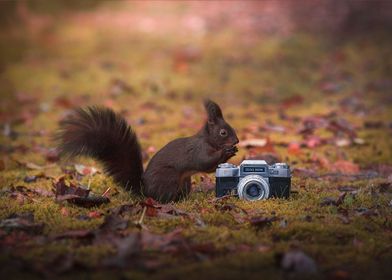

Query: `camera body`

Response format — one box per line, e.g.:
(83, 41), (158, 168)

(215, 160), (291, 201)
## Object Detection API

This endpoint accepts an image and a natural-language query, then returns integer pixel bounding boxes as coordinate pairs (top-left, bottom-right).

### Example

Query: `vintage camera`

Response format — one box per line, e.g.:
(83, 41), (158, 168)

(215, 160), (291, 201)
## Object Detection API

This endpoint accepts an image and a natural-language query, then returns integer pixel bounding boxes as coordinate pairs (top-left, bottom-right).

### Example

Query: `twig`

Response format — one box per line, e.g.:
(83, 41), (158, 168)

(137, 206), (147, 225)
(101, 187), (111, 197)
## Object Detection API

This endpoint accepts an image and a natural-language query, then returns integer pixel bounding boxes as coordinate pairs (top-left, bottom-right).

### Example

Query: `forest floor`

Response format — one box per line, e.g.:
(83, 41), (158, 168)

(0, 2), (391, 280)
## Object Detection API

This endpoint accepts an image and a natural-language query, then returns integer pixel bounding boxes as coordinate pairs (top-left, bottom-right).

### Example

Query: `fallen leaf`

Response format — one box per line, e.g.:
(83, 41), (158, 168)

(141, 228), (186, 253)
(53, 177), (89, 197)
(0, 230), (33, 248)
(378, 182), (392, 193)
(239, 138), (267, 148)
(42, 253), (76, 275)
(280, 250), (318, 274)
(110, 203), (139, 216)
(173, 46), (201, 73)
(353, 138), (365, 145)
(109, 78), (134, 97)
(355, 208), (378, 217)
(261, 122), (286, 133)
(320, 193), (346, 207)
(159, 204), (190, 218)
(310, 153), (330, 169)
(15, 159), (55, 170)
(5, 185), (52, 204)
(60, 207), (69, 217)
(75, 215), (91, 221)
(249, 216), (278, 230)
(53, 177), (109, 208)
(0, 212), (44, 234)
(335, 138), (351, 147)
(337, 185), (358, 193)
(23, 172), (46, 183)
(256, 244), (272, 253)
(330, 160), (360, 174)
(364, 121), (384, 129)
(140, 197), (159, 217)
(57, 194), (110, 208)
(288, 142), (301, 155)
(88, 211), (103, 219)
(215, 203), (239, 212)
(298, 116), (328, 135)
(336, 192), (347, 205)
(292, 168), (317, 177)
(190, 242), (217, 257)
(320, 81), (342, 93)
(338, 214), (351, 224)
(328, 117), (357, 139)
(281, 95), (304, 108)
(53, 229), (94, 240)
(103, 233), (142, 268)
(139, 198), (190, 219)
(99, 213), (128, 232)
(74, 164), (98, 176)
(304, 135), (324, 148)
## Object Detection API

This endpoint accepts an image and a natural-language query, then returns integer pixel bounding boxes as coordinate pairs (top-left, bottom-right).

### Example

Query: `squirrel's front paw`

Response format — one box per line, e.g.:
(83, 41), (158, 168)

(222, 145), (238, 161)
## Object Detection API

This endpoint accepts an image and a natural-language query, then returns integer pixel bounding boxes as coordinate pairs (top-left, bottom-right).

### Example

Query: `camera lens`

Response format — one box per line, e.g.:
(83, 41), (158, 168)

(246, 183), (262, 198)
(237, 175), (270, 201)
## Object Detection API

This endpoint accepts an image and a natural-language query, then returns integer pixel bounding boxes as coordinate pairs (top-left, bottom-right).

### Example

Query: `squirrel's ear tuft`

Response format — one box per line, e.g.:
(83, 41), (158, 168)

(204, 99), (223, 123)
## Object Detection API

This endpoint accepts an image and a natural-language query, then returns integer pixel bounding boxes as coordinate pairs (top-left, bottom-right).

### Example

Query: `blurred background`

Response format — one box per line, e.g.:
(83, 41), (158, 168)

(0, 0), (391, 164)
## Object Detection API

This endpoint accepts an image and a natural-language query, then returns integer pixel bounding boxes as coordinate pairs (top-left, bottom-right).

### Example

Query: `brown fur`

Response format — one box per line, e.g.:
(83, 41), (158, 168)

(56, 100), (238, 203)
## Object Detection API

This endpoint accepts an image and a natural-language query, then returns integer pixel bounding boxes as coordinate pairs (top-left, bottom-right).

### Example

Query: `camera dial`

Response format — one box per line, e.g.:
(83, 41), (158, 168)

(237, 175), (270, 201)
(218, 163), (236, 168)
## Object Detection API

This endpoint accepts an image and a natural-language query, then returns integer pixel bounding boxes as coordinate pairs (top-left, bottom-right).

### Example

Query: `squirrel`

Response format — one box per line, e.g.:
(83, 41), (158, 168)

(56, 99), (239, 203)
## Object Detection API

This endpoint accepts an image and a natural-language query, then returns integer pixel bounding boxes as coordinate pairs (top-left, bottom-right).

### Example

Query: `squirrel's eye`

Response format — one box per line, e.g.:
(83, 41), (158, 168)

(219, 129), (228, 137)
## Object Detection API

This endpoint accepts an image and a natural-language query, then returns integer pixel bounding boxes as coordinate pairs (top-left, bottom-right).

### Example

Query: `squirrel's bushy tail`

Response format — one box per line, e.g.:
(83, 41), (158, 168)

(56, 106), (143, 194)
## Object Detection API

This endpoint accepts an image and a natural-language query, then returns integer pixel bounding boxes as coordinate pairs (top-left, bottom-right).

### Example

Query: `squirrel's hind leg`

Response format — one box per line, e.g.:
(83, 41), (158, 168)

(142, 167), (181, 203)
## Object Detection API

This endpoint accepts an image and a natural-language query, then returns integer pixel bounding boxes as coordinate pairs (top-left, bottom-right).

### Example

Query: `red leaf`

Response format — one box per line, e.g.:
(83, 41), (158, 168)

(305, 135), (323, 148)
(140, 198), (159, 217)
(331, 160), (359, 174)
(88, 211), (103, 219)
(288, 142), (301, 155)
(60, 207), (69, 217)
(281, 95), (304, 108)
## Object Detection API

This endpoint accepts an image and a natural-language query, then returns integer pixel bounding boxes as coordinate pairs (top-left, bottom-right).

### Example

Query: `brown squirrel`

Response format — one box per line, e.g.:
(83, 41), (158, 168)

(56, 100), (239, 203)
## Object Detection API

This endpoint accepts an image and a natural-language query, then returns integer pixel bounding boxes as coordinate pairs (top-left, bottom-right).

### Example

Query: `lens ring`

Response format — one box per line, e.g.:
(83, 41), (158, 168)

(237, 175), (269, 201)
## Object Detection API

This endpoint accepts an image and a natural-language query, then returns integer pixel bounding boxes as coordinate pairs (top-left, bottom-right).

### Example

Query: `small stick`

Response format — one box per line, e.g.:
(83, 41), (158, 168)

(87, 178), (92, 190)
(101, 187), (111, 197)
(137, 206), (147, 225)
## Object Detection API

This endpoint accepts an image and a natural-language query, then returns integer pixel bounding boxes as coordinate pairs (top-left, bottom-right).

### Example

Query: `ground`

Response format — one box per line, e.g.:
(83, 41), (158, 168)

(0, 2), (391, 280)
